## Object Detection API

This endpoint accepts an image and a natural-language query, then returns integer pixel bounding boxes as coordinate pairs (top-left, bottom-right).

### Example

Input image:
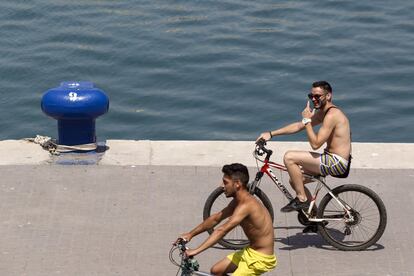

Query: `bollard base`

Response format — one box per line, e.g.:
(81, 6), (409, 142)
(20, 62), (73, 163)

(58, 119), (96, 146)
(52, 141), (109, 165)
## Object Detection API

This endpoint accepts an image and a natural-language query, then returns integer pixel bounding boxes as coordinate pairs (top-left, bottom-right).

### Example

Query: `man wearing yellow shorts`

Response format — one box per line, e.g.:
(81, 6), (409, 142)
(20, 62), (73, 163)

(176, 163), (277, 275)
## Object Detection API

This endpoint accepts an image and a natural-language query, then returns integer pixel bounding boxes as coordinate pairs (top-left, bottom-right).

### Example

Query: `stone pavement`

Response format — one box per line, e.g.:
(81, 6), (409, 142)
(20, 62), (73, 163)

(0, 165), (413, 276)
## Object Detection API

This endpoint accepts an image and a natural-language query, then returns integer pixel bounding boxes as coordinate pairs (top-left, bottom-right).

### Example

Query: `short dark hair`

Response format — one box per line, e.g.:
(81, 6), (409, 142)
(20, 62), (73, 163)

(222, 163), (249, 187)
(312, 81), (332, 94)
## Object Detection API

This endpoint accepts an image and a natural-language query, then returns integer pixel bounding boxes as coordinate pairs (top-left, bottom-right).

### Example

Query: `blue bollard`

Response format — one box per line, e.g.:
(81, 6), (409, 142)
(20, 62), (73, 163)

(41, 81), (109, 146)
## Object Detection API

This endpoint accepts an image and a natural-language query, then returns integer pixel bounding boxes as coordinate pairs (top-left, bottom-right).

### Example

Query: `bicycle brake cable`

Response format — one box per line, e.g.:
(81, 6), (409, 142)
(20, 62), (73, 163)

(169, 245), (184, 276)
(169, 245), (182, 267)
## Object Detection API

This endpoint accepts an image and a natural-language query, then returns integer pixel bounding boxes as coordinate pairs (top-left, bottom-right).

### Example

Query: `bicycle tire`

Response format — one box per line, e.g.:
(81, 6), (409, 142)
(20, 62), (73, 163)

(203, 187), (274, 249)
(317, 184), (387, 251)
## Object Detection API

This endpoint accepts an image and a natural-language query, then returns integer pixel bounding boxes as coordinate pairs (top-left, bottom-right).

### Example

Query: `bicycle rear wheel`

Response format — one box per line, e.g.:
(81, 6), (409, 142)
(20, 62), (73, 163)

(203, 187), (274, 249)
(317, 184), (387, 251)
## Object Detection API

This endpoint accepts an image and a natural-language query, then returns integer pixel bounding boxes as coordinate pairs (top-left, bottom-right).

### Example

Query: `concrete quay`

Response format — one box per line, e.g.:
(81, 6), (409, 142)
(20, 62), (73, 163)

(0, 140), (413, 276)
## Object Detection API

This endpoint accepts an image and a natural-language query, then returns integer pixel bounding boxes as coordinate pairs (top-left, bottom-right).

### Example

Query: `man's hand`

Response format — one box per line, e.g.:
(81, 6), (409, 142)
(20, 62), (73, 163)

(184, 248), (197, 258)
(302, 100), (315, 119)
(175, 233), (193, 246)
(256, 131), (272, 142)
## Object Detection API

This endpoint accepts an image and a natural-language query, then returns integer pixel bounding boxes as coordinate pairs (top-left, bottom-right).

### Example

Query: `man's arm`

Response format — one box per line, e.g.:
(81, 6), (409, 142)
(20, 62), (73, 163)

(257, 121), (305, 142)
(256, 102), (323, 142)
(303, 109), (335, 150)
(178, 200), (236, 243)
(186, 203), (249, 257)
(270, 122), (306, 137)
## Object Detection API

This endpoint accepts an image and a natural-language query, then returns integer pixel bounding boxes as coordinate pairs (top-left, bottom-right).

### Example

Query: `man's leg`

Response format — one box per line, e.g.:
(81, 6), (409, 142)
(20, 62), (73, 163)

(289, 179), (313, 202)
(210, 257), (237, 276)
(282, 150), (321, 212)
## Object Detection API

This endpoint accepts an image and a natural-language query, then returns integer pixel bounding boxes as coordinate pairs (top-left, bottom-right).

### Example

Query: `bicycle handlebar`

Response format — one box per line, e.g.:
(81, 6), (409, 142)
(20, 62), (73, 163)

(171, 238), (201, 272)
(255, 139), (273, 161)
(175, 238), (188, 253)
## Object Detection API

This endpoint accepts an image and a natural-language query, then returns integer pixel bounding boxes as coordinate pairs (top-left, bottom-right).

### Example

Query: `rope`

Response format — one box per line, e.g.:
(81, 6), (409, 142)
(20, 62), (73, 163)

(24, 135), (97, 155)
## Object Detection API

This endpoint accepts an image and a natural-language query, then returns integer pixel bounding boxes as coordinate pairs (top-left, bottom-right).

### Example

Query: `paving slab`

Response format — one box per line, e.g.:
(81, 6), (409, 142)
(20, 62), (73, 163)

(0, 164), (413, 276)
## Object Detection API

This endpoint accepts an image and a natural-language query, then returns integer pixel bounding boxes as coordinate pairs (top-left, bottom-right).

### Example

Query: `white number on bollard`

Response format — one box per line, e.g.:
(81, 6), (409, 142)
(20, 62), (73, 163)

(69, 92), (79, 101)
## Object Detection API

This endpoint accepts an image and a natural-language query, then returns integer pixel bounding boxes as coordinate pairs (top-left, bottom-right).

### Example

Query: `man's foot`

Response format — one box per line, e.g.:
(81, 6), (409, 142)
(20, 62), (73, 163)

(280, 197), (310, 213)
(302, 224), (318, 233)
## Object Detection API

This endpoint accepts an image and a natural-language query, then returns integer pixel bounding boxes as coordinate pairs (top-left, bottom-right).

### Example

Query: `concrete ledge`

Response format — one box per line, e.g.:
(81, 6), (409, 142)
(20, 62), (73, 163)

(1, 140), (413, 169)
(0, 140), (51, 165)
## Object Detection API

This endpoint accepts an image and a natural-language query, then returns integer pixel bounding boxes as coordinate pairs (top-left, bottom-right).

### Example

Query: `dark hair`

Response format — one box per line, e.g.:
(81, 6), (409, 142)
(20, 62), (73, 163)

(222, 163), (249, 187)
(312, 81), (332, 94)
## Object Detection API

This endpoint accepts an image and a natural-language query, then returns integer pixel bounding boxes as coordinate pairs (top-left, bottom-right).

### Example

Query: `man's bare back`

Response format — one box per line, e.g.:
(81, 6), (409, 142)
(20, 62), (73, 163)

(235, 192), (274, 255)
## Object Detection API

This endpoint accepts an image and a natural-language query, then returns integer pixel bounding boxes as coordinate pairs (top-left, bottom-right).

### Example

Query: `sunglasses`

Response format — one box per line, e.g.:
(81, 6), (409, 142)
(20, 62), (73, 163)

(307, 93), (325, 100)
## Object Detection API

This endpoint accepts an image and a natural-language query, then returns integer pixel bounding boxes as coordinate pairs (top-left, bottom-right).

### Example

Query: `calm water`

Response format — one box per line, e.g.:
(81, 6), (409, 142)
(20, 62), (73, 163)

(0, 1), (413, 142)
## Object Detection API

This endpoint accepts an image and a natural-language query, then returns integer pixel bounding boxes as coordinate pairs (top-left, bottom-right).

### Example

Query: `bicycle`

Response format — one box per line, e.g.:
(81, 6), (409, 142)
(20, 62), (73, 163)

(203, 140), (387, 251)
(169, 238), (213, 276)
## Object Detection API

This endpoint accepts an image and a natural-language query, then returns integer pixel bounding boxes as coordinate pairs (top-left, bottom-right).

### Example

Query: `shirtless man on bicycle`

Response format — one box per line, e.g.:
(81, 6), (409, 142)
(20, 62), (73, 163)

(176, 163), (276, 275)
(257, 81), (351, 212)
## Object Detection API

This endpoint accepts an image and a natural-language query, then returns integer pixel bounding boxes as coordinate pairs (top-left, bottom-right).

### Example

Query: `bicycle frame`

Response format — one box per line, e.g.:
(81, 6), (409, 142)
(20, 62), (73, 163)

(181, 268), (212, 276)
(251, 151), (354, 223)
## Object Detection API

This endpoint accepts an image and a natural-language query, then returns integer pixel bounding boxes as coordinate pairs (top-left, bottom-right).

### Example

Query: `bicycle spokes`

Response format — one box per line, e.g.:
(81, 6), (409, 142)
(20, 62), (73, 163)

(317, 185), (386, 250)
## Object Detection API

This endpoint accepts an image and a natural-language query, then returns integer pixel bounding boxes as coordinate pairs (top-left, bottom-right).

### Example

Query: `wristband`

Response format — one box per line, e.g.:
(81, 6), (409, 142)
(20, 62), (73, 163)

(302, 118), (312, 125)
(269, 131), (273, 138)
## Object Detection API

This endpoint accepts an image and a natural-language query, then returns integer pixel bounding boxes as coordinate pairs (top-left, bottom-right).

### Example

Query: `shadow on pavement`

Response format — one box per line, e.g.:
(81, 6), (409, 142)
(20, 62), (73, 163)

(274, 226), (385, 251)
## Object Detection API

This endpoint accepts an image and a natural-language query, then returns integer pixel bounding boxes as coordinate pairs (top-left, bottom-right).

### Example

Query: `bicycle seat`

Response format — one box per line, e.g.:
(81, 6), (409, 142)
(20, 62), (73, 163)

(304, 173), (324, 181)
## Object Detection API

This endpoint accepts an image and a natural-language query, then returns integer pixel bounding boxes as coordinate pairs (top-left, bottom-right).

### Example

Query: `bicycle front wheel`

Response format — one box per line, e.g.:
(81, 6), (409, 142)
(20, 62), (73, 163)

(317, 184), (387, 251)
(203, 187), (274, 249)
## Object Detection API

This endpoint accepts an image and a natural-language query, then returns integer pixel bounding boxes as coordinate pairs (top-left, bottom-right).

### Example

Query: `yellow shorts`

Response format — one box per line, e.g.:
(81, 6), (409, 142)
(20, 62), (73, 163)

(227, 247), (277, 275)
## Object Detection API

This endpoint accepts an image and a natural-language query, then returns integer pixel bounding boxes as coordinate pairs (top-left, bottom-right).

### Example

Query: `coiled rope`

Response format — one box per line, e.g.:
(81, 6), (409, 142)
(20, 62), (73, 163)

(24, 135), (97, 155)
